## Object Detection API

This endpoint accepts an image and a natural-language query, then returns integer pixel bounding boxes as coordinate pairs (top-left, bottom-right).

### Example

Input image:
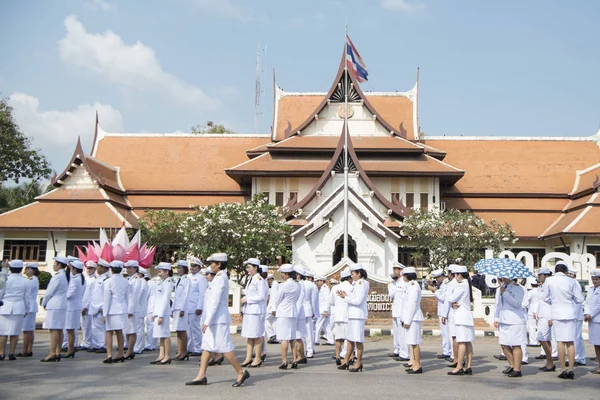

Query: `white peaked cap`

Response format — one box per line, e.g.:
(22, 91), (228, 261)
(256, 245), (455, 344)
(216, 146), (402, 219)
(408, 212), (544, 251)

(403, 266), (417, 274)
(350, 263), (364, 272)
(207, 253), (227, 262)
(155, 262), (172, 271)
(278, 264), (294, 274)
(340, 268), (351, 278)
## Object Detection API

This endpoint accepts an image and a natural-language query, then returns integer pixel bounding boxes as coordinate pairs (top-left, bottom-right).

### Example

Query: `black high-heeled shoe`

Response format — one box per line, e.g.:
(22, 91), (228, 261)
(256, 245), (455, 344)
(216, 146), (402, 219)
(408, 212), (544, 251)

(261, 354), (266, 362)
(17, 352), (33, 357)
(124, 353), (135, 360)
(175, 353), (189, 361)
(240, 360), (252, 367)
(158, 358), (172, 365)
(291, 362), (298, 369)
(232, 370), (250, 387)
(209, 356), (224, 366)
(539, 365), (556, 372)
(337, 362), (349, 370)
(63, 352), (75, 359)
(298, 357), (307, 364)
(447, 363), (458, 368)
(41, 355), (59, 362)
(185, 377), (207, 386)
(8, 354), (16, 361)
(278, 362), (288, 370)
(406, 367), (423, 374)
(335, 358), (341, 366)
(349, 364), (363, 372)
(249, 361), (262, 368)
(149, 360), (160, 364)
(403, 363), (413, 368)
(103, 357), (113, 364)
(0, 354), (5, 361)
(111, 357), (125, 363)
(464, 368), (473, 375)
(448, 368), (464, 376)
(502, 367), (514, 374)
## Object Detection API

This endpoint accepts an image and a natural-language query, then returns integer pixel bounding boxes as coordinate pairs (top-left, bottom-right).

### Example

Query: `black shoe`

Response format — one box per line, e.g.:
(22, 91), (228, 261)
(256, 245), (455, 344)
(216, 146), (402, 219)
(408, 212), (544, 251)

(403, 363), (413, 368)
(394, 356), (410, 362)
(95, 348), (107, 354)
(521, 361), (528, 365)
(535, 355), (547, 360)
(111, 357), (125, 363)
(158, 359), (172, 365)
(249, 361), (262, 368)
(124, 353), (136, 360)
(40, 355), (59, 362)
(189, 352), (202, 356)
(240, 361), (252, 367)
(61, 347), (68, 352)
(63, 352), (75, 359)
(335, 358), (341, 366)
(16, 352), (32, 357)
(558, 370), (567, 379)
(337, 362), (349, 370)
(102, 357), (113, 364)
(291, 362), (299, 369)
(508, 370), (522, 378)
(185, 377), (207, 386)
(464, 368), (472, 375)
(388, 353), (398, 357)
(502, 367), (514, 374)
(86, 348), (98, 353)
(298, 357), (307, 364)
(448, 369), (464, 376)
(261, 354), (266, 362)
(406, 367), (423, 374)
(349, 364), (363, 372)
(539, 365), (556, 372)
(8, 354), (16, 361)
(448, 363), (458, 368)
(437, 354), (452, 359)
(149, 360), (160, 364)
(566, 371), (575, 379)
(278, 362), (288, 370)
(494, 354), (507, 361)
(232, 370), (250, 387)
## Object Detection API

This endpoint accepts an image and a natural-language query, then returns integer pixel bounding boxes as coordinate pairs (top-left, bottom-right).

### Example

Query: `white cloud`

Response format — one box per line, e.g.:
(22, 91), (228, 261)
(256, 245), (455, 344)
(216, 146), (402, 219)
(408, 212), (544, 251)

(8, 92), (123, 170)
(58, 15), (220, 110)
(191, 0), (269, 23)
(381, 0), (425, 13)
(87, 0), (114, 12)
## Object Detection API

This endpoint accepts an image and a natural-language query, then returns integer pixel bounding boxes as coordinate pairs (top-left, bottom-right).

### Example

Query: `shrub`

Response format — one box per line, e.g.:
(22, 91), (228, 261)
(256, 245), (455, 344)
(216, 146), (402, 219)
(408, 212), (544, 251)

(38, 271), (52, 289)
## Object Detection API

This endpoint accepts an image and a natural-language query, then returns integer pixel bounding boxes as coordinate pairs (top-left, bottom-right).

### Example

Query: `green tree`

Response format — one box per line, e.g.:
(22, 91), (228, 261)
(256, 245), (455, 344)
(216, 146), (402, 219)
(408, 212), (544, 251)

(0, 180), (50, 214)
(137, 210), (189, 263)
(180, 195), (292, 285)
(190, 120), (236, 134)
(400, 208), (517, 270)
(0, 97), (51, 183)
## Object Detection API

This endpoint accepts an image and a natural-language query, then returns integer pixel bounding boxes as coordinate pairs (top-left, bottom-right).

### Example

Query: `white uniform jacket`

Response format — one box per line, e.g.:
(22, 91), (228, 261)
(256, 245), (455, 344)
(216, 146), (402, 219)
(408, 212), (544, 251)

(344, 278), (370, 321)
(301, 280), (315, 318)
(531, 283), (551, 319)
(128, 275), (146, 316)
(445, 280), (473, 326)
(103, 274), (129, 316)
(543, 272), (584, 321)
(443, 278), (459, 319)
(434, 279), (449, 317)
(584, 286), (600, 322)
(66, 275), (86, 312)
(495, 283), (526, 325)
(243, 274), (268, 315)
(401, 281), (424, 326)
(81, 275), (96, 313)
(523, 288), (539, 317)
(186, 272), (207, 313)
(331, 281), (352, 323)
(310, 281), (319, 317)
(296, 280), (306, 320)
(153, 278), (173, 318)
(275, 278), (301, 318)
(318, 284), (331, 316)
(42, 269), (68, 310)
(146, 279), (158, 316)
(266, 280), (279, 315)
(27, 276), (39, 313)
(203, 271), (231, 325)
(390, 279), (406, 319)
(86, 273), (109, 315)
(171, 275), (190, 313)
(0, 273), (31, 315)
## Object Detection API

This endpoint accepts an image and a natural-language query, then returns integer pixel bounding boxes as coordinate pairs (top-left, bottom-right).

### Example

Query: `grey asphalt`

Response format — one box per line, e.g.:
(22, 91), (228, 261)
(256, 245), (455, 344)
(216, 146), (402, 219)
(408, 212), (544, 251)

(0, 333), (598, 400)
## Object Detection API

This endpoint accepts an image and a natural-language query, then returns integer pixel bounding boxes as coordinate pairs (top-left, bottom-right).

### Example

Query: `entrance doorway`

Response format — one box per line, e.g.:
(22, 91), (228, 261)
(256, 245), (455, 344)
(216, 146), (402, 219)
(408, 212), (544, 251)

(333, 235), (357, 265)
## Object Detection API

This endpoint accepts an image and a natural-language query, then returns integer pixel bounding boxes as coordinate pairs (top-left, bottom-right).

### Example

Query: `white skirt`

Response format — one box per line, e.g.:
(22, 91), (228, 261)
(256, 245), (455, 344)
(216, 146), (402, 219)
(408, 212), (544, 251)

(405, 321), (422, 345)
(346, 319), (365, 343)
(125, 316), (136, 335)
(22, 313), (36, 332)
(553, 319), (576, 342)
(333, 321), (347, 340)
(105, 314), (127, 331)
(172, 311), (188, 332)
(455, 324), (475, 343)
(537, 318), (552, 342)
(448, 311), (456, 337)
(296, 316), (308, 339)
(276, 317), (296, 341)
(0, 315), (25, 336)
(44, 309), (67, 330)
(589, 322), (600, 346)
(202, 323), (235, 353)
(499, 323), (527, 346)
(65, 310), (81, 330)
(153, 315), (171, 338)
(241, 314), (265, 339)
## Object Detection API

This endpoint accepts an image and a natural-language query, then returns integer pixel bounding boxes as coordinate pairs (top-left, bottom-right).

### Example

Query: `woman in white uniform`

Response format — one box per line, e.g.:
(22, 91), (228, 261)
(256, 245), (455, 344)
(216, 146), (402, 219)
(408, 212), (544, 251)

(240, 258), (268, 367)
(401, 266), (424, 374)
(494, 274), (527, 377)
(18, 262), (39, 357)
(584, 270), (600, 374)
(292, 265), (308, 368)
(274, 264), (301, 369)
(446, 265), (474, 376)
(41, 256), (69, 362)
(0, 260), (30, 361)
(150, 262), (174, 365)
(337, 263), (369, 372)
(331, 269), (352, 365)
(64, 260), (86, 358)
(103, 260), (129, 364)
(172, 260), (190, 361)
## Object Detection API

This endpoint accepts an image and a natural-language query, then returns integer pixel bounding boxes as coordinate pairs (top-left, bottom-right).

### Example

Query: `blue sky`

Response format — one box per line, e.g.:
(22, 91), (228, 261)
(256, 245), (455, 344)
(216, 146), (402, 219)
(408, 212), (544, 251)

(1, 0), (599, 171)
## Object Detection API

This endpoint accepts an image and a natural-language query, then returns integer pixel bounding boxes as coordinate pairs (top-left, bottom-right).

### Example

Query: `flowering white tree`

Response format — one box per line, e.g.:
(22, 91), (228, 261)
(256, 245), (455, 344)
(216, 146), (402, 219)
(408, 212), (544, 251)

(179, 195), (292, 285)
(400, 208), (517, 270)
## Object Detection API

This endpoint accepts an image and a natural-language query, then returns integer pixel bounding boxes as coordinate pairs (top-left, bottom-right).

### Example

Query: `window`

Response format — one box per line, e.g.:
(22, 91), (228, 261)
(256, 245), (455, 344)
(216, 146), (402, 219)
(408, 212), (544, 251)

(405, 193), (414, 208)
(587, 246), (600, 267)
(398, 247), (426, 268)
(514, 248), (545, 269)
(3, 240), (47, 262)
(420, 193), (428, 210)
(66, 240), (89, 258)
(275, 192), (285, 207)
(289, 192), (298, 204)
(261, 192), (270, 202)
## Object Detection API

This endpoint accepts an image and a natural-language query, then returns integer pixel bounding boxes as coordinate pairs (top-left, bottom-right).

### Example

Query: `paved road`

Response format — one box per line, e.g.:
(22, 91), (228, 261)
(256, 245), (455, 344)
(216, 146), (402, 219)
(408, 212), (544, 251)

(0, 333), (597, 400)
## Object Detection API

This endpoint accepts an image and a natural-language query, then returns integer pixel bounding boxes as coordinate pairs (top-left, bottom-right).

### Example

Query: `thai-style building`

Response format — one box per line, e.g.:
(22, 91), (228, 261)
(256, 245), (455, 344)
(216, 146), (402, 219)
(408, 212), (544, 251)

(1, 53), (600, 282)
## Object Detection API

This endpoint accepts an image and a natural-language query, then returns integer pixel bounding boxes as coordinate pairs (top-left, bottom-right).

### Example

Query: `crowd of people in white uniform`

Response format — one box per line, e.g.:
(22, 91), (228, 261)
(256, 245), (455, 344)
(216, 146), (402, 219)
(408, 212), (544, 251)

(0, 254), (599, 386)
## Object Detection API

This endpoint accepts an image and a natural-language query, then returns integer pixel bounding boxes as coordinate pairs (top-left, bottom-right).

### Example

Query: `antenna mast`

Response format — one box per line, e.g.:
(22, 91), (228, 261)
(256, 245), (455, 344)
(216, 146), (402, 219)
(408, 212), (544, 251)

(254, 42), (266, 134)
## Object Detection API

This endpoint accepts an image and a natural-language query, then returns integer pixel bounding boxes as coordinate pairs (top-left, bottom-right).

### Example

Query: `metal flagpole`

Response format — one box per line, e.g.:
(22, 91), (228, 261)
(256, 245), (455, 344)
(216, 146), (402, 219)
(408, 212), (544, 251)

(343, 24), (349, 261)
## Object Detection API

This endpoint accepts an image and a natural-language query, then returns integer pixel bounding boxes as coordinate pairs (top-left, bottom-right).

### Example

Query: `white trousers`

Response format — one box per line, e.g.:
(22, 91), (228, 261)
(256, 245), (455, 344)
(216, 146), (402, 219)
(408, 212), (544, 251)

(187, 313), (203, 353)
(325, 315), (335, 343)
(91, 313), (106, 349)
(439, 316), (452, 356)
(81, 314), (93, 349)
(304, 318), (315, 356)
(315, 314), (330, 344)
(265, 313), (276, 339)
(527, 316), (539, 346)
(133, 315), (145, 353)
(394, 317), (409, 358)
(575, 320), (586, 364)
(145, 314), (158, 350)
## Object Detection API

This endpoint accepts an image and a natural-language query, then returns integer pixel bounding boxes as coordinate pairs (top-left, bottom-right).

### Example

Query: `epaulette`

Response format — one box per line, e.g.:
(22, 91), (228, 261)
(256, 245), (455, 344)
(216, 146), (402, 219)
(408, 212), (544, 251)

(256, 276), (261, 281)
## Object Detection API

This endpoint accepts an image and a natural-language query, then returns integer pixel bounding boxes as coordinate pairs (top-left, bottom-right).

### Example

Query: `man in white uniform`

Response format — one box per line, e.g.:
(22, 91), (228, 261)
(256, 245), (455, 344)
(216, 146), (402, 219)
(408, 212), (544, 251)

(80, 262), (97, 350)
(390, 262), (409, 361)
(566, 265), (586, 366)
(314, 276), (331, 346)
(82, 259), (110, 353)
(265, 273), (279, 344)
(429, 268), (452, 359)
(583, 269), (600, 374)
(187, 257), (207, 356)
(145, 270), (159, 351)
